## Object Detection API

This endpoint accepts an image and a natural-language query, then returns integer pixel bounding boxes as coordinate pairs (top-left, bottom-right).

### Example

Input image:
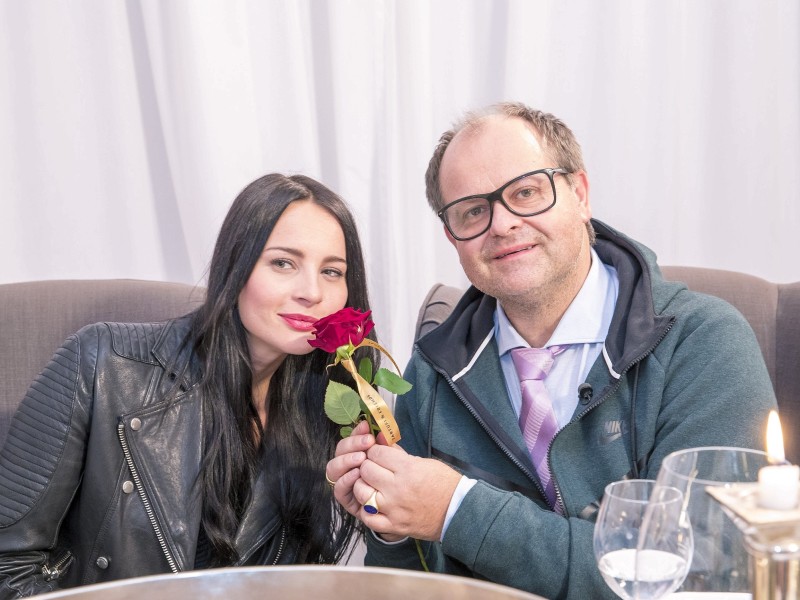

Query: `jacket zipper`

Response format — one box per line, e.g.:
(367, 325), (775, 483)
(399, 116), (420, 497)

(271, 527), (285, 565)
(117, 422), (179, 573)
(41, 550), (74, 582)
(546, 379), (626, 515)
(425, 359), (550, 505)
(546, 382), (623, 515)
(547, 319), (676, 513)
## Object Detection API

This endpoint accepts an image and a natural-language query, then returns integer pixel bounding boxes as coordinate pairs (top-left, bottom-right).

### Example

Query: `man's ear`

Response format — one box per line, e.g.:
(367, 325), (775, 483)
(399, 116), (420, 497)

(443, 224), (457, 247)
(571, 170), (592, 222)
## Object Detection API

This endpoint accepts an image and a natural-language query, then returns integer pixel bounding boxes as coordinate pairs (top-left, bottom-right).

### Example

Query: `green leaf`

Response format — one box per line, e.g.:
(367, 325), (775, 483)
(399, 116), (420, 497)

(324, 381), (363, 425)
(373, 368), (413, 395)
(358, 356), (374, 383)
(340, 426), (353, 438)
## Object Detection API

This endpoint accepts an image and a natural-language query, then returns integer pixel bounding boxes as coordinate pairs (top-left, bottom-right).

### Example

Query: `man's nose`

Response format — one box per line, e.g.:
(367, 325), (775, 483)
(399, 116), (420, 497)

(488, 200), (524, 236)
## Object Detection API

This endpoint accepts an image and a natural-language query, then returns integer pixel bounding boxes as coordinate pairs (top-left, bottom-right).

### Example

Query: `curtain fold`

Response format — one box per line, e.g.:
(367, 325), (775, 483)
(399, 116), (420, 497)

(1, 0), (798, 367)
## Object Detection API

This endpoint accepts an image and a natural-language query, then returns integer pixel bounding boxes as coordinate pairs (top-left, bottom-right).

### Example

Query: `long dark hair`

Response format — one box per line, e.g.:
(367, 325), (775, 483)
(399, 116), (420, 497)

(186, 173), (374, 565)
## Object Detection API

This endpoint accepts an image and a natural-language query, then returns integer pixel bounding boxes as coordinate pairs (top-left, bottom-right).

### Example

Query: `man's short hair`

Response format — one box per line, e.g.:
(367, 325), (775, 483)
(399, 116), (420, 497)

(425, 102), (595, 244)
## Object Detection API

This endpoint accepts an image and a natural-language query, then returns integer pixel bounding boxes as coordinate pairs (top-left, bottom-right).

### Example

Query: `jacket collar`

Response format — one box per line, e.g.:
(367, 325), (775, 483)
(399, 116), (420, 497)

(233, 464), (283, 563)
(151, 315), (202, 389)
(592, 220), (675, 377)
(417, 288), (496, 378)
(417, 219), (675, 380)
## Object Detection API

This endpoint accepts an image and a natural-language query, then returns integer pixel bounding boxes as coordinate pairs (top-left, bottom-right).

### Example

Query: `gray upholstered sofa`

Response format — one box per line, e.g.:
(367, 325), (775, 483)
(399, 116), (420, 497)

(0, 279), (204, 449)
(1, 269), (798, 460)
(416, 266), (800, 463)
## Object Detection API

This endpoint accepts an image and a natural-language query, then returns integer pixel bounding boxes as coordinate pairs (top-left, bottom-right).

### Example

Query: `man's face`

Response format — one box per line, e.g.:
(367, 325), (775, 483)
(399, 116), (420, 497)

(439, 116), (592, 305)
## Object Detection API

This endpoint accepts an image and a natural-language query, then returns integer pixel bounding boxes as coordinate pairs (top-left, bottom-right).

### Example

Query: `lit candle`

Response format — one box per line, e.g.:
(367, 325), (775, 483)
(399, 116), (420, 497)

(758, 410), (800, 510)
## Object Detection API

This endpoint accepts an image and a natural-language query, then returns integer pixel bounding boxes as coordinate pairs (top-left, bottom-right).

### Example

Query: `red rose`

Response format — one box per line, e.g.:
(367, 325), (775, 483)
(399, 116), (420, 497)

(309, 308), (375, 353)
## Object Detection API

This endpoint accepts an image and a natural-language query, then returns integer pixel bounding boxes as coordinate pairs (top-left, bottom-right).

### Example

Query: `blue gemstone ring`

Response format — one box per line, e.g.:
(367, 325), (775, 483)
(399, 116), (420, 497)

(363, 490), (379, 514)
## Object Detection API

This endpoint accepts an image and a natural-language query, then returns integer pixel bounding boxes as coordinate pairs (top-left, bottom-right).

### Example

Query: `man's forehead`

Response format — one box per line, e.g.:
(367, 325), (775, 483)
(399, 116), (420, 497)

(440, 116), (550, 192)
(446, 116), (545, 163)
(460, 114), (541, 143)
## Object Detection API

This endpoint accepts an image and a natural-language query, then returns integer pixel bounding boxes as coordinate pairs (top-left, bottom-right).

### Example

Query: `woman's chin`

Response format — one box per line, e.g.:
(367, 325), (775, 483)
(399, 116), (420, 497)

(287, 339), (317, 357)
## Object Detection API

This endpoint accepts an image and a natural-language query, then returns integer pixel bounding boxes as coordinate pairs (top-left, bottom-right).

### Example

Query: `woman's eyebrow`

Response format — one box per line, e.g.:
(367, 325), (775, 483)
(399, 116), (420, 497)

(264, 246), (346, 264)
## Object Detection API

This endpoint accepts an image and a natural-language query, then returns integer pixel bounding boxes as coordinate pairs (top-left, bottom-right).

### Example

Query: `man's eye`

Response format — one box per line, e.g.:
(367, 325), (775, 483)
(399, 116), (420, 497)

(460, 204), (488, 222)
(516, 186), (541, 199)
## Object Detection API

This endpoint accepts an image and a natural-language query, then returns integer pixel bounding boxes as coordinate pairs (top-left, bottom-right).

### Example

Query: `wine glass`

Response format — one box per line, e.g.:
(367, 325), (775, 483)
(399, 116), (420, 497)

(654, 446), (770, 593)
(594, 479), (693, 600)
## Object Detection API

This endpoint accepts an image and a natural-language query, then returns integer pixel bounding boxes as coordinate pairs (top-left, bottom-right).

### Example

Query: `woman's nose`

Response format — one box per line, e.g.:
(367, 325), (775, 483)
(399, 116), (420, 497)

(294, 272), (323, 305)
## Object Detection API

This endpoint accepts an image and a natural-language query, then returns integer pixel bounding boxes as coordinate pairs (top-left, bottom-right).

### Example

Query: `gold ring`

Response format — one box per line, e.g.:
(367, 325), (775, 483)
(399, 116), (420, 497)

(363, 490), (379, 514)
(325, 472), (336, 488)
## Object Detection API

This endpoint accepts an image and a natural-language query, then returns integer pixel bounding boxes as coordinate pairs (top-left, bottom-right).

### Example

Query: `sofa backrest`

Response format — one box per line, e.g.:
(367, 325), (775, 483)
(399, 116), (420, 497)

(414, 267), (800, 462)
(0, 279), (204, 448)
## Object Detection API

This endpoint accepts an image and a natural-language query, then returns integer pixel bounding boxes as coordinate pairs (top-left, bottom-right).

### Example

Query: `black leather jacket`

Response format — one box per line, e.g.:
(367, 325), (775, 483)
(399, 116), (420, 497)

(0, 317), (293, 598)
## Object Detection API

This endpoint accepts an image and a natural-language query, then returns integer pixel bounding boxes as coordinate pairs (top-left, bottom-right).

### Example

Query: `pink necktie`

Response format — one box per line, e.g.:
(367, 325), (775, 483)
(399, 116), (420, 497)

(511, 346), (564, 512)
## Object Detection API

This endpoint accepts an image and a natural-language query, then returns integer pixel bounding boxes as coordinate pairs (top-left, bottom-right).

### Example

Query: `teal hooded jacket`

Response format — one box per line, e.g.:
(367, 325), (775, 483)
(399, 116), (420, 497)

(365, 220), (777, 599)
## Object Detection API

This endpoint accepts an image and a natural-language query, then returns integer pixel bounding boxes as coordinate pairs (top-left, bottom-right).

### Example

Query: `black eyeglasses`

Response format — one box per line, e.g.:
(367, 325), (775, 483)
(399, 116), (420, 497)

(437, 167), (570, 241)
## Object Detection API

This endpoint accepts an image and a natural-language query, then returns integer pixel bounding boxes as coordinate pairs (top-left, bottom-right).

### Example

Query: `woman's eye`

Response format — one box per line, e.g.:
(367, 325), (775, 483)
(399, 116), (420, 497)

(271, 258), (294, 269)
(322, 268), (344, 278)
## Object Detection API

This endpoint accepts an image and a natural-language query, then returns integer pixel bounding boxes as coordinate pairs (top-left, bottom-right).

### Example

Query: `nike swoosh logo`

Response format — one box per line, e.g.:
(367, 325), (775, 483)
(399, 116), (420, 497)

(598, 420), (626, 445)
(600, 431), (623, 445)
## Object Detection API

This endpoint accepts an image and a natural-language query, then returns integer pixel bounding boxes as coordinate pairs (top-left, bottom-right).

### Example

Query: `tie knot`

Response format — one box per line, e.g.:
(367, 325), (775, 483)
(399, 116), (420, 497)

(511, 346), (563, 381)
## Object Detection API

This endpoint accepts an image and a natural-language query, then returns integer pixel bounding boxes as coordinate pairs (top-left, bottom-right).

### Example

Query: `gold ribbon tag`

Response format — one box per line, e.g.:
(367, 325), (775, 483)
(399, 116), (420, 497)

(341, 358), (401, 445)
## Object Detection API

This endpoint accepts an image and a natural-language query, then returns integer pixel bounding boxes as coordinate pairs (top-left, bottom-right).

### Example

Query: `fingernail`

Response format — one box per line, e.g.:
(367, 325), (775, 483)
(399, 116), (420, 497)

(361, 435), (372, 445)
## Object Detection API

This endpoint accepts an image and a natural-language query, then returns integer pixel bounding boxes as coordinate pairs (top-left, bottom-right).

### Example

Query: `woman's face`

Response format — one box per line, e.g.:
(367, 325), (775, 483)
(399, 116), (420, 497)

(238, 199), (349, 374)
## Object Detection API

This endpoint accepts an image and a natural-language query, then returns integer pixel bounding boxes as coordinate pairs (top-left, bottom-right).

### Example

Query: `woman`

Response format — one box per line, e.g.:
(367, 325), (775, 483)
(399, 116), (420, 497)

(0, 173), (376, 597)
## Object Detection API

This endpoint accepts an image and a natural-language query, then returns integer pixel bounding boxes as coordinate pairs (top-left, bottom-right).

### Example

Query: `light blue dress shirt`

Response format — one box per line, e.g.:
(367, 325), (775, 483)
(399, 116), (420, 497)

(495, 247), (619, 427)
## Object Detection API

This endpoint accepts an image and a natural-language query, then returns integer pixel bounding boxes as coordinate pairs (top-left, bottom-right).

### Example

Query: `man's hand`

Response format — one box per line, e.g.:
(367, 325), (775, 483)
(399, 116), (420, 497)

(353, 443), (462, 542)
(325, 420), (375, 517)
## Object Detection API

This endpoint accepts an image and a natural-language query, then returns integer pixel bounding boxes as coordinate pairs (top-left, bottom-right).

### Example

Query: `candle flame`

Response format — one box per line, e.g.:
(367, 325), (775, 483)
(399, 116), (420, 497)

(766, 410), (786, 464)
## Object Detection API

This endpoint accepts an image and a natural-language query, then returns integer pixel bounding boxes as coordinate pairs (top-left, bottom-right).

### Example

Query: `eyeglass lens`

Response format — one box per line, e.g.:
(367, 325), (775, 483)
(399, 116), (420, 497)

(444, 171), (556, 240)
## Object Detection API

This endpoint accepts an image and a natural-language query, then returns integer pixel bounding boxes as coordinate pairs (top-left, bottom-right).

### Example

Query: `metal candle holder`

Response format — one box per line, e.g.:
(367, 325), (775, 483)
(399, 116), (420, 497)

(707, 483), (800, 600)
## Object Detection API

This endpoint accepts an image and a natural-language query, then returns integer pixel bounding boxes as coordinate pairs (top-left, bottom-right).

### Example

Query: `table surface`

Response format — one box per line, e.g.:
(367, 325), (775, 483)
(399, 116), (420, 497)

(34, 565), (546, 600)
(666, 594), (751, 599)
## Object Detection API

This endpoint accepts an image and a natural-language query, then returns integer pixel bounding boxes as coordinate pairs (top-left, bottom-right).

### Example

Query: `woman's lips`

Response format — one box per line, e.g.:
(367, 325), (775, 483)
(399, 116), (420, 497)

(280, 314), (318, 332)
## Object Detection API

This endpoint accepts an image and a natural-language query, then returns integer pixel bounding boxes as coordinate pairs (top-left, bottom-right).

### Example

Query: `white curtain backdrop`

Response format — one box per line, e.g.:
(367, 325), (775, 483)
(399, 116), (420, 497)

(1, 0), (798, 369)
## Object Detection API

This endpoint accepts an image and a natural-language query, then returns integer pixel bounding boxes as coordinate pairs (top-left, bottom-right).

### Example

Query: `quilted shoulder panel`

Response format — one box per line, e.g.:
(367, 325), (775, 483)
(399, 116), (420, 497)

(0, 335), (81, 525)
(108, 322), (163, 365)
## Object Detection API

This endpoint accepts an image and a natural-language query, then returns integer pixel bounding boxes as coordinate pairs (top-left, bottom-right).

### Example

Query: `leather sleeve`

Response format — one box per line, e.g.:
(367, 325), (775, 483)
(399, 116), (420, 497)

(0, 329), (95, 598)
(0, 552), (57, 599)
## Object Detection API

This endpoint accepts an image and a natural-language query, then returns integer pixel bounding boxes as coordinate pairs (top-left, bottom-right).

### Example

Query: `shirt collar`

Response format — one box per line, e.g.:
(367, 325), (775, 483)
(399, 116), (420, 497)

(495, 247), (617, 355)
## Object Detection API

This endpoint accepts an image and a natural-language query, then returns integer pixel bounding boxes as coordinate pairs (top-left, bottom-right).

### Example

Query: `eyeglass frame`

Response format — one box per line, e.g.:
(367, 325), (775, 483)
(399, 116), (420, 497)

(437, 167), (571, 241)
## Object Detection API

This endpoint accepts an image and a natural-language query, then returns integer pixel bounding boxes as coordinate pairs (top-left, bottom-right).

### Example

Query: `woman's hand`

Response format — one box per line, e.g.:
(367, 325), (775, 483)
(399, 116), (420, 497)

(326, 420), (376, 517)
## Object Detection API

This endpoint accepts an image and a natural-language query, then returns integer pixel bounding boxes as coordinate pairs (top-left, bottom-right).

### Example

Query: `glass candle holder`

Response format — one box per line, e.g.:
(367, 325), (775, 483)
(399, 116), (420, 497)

(654, 446), (771, 593)
(706, 476), (800, 600)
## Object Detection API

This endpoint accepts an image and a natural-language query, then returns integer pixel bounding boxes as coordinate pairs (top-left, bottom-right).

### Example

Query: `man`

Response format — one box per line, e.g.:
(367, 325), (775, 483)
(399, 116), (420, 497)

(327, 102), (776, 599)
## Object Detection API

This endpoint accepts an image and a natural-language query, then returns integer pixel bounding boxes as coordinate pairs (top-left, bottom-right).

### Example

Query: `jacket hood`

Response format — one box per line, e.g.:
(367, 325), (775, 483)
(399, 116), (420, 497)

(417, 219), (679, 379)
